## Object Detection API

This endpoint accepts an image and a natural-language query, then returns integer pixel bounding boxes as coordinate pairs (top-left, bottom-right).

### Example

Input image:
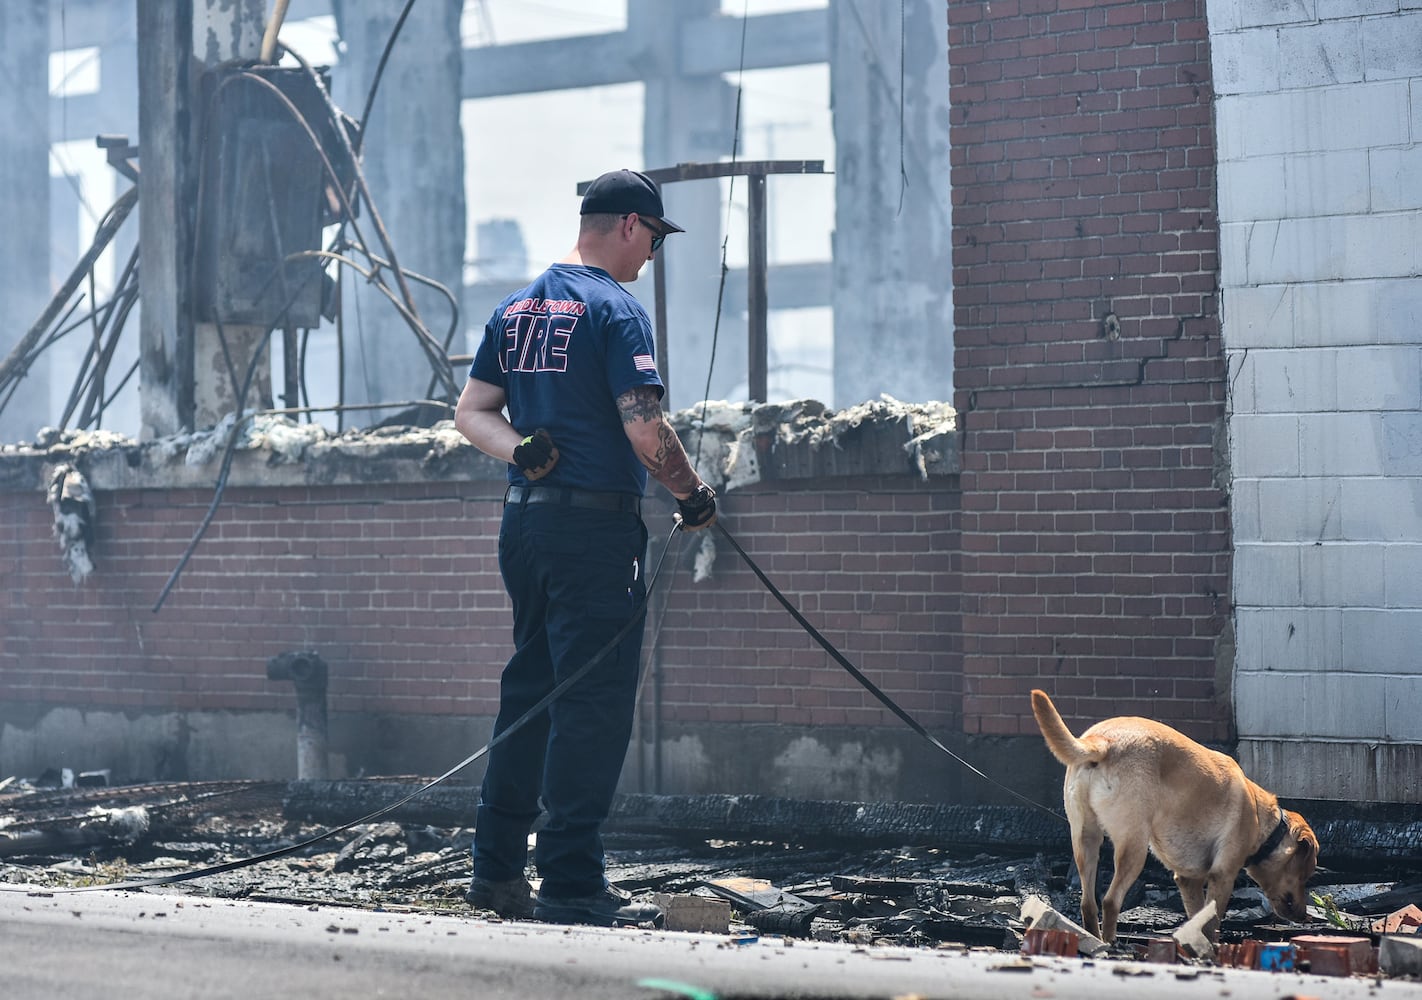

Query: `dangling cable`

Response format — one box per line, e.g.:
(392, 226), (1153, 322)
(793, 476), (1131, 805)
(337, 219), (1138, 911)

(692, 0), (753, 471)
(714, 521), (1066, 823)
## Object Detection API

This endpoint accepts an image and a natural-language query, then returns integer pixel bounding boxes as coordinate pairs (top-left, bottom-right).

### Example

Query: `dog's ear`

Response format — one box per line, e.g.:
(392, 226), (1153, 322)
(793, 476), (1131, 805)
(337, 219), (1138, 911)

(1285, 813), (1319, 875)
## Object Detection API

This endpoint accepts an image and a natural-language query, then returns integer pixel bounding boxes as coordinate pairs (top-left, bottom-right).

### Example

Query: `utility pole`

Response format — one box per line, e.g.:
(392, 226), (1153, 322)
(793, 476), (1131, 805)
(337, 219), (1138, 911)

(137, 0), (271, 439)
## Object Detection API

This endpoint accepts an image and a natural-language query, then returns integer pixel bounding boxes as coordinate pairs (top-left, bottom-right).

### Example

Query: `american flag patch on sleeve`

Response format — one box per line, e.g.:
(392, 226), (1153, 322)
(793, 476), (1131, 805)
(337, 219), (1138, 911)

(633, 354), (657, 372)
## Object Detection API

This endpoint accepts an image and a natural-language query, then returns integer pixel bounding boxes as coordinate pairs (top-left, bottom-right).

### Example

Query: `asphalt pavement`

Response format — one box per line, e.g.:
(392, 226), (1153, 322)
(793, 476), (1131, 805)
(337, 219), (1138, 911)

(3, 880), (1416, 1000)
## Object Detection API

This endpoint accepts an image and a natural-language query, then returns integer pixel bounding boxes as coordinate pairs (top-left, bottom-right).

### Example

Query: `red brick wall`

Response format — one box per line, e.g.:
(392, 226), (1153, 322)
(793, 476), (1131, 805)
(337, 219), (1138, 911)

(0, 477), (958, 734)
(948, 0), (1232, 739)
(1, 0), (1237, 791)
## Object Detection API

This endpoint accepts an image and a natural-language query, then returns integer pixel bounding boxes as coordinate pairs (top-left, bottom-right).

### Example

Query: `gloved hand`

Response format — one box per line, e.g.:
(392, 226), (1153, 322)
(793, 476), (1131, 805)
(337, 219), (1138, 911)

(513, 428), (559, 481)
(675, 484), (717, 531)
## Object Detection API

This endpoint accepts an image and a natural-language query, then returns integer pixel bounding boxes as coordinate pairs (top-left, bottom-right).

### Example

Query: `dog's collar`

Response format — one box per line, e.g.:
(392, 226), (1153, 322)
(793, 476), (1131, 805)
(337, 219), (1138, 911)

(1245, 809), (1288, 867)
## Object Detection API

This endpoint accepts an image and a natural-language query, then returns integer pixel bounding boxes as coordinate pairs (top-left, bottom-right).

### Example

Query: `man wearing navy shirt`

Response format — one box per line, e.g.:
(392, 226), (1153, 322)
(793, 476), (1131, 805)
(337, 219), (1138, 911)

(454, 168), (717, 927)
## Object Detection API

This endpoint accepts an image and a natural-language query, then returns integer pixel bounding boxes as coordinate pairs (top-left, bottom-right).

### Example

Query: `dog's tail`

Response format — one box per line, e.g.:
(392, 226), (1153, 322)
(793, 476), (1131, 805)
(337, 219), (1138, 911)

(1031, 689), (1108, 767)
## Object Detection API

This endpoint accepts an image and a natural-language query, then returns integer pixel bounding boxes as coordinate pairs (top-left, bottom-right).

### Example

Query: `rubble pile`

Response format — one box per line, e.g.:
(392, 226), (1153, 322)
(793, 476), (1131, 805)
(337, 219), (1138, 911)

(2, 777), (1421, 981)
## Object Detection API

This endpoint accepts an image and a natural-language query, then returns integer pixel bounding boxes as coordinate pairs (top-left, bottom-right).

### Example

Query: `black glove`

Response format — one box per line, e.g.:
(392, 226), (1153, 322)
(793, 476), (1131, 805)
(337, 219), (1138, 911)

(513, 428), (559, 481)
(675, 484), (717, 531)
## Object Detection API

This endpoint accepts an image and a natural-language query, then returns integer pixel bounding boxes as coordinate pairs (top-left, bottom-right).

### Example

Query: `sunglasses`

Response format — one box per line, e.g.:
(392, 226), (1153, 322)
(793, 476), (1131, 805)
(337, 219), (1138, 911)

(623, 214), (666, 252)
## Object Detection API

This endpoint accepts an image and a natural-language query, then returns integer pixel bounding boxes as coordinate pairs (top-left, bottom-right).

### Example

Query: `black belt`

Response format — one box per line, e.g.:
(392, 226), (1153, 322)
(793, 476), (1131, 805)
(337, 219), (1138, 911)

(504, 484), (641, 515)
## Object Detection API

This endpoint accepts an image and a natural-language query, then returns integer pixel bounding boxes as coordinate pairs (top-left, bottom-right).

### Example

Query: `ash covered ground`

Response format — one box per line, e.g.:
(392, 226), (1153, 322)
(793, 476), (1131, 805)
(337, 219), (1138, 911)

(3, 778), (1420, 964)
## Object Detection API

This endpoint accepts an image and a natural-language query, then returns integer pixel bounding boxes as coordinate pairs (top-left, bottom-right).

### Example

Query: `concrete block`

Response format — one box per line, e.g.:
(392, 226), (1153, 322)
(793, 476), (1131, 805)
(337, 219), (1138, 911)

(1303, 673), (1386, 738)
(1383, 544), (1422, 607)
(1383, 412), (1422, 474)
(1238, 0), (1310, 29)
(1214, 94), (1248, 162)
(1372, 145), (1422, 213)
(1228, 82), (1410, 158)
(1292, 277), (1422, 348)
(1250, 347), (1336, 413)
(1380, 934), (1422, 978)
(1230, 476), (1262, 540)
(1279, 21), (1363, 90)
(1342, 608), (1422, 673)
(1298, 412), (1384, 477)
(1235, 218), (1322, 285)
(1218, 156), (1286, 220)
(1223, 347), (1258, 412)
(1237, 607), (1343, 672)
(1233, 543), (1301, 606)
(1235, 215), (1419, 287)
(1321, 0), (1401, 16)
(651, 893), (732, 934)
(1256, 477), (1344, 542)
(1207, 30), (1277, 98)
(1361, 13), (1422, 80)
(1235, 672), (1312, 737)
(1334, 346), (1422, 411)
(1299, 542), (1385, 608)
(1231, 413), (1299, 477)
(1284, 150), (1370, 217)
(1384, 676), (1422, 741)
(1019, 897), (1107, 956)
(1221, 285), (1293, 349)
(1341, 476), (1422, 541)
(1238, 670), (1386, 739)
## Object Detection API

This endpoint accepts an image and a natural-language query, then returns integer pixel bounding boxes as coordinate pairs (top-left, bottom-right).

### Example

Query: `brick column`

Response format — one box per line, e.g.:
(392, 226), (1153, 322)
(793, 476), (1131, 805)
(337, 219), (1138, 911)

(948, 0), (1232, 741)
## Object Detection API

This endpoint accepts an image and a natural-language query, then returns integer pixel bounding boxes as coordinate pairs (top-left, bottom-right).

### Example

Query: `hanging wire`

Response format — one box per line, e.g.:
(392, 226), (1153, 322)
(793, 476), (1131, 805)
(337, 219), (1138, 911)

(691, 0), (753, 471)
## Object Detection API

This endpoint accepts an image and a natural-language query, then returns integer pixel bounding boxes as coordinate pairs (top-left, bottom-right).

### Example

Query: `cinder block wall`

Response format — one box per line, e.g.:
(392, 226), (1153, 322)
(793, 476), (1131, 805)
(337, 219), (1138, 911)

(948, 0), (1233, 740)
(1212, 0), (1422, 801)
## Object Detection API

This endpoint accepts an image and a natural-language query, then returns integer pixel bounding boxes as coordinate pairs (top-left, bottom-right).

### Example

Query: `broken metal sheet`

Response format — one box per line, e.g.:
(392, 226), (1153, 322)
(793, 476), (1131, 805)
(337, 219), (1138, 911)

(704, 875), (815, 913)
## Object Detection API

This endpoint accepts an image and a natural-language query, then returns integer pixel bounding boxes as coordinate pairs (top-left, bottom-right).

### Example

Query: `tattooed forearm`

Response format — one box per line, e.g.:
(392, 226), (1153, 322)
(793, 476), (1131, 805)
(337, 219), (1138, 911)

(618, 387), (703, 497)
(644, 422), (700, 494)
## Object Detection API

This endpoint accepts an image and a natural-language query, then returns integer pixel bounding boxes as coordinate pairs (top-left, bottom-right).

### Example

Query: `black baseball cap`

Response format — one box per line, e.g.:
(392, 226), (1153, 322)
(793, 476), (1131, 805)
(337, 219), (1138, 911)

(580, 169), (685, 233)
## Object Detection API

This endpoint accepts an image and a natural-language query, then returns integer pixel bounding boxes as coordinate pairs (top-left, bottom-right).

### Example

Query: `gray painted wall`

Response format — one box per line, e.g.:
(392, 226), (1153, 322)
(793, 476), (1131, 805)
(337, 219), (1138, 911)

(1211, 0), (1422, 802)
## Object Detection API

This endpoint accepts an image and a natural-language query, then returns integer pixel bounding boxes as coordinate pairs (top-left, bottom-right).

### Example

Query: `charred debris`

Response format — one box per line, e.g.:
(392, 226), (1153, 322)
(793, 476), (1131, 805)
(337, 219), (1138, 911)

(3, 776), (1422, 979)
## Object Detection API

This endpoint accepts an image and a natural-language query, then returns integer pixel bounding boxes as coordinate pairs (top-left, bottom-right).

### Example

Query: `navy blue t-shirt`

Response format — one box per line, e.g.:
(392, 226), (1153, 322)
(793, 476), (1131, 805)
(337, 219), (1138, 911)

(469, 264), (664, 495)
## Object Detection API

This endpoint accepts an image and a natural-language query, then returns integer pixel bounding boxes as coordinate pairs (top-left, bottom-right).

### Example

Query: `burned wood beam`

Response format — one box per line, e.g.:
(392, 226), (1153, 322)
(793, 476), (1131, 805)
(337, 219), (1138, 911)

(606, 795), (1066, 852)
(277, 785), (1422, 865)
(282, 780), (477, 828)
(0, 806), (150, 858)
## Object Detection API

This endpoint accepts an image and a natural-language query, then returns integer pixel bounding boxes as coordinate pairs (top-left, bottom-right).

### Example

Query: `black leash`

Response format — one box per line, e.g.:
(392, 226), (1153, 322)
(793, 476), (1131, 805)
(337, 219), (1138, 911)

(714, 522), (1066, 823)
(10, 523), (683, 895)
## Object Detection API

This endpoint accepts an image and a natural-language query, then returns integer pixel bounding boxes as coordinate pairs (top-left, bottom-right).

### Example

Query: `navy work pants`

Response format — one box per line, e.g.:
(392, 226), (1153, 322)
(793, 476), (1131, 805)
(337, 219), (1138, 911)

(471, 501), (648, 898)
